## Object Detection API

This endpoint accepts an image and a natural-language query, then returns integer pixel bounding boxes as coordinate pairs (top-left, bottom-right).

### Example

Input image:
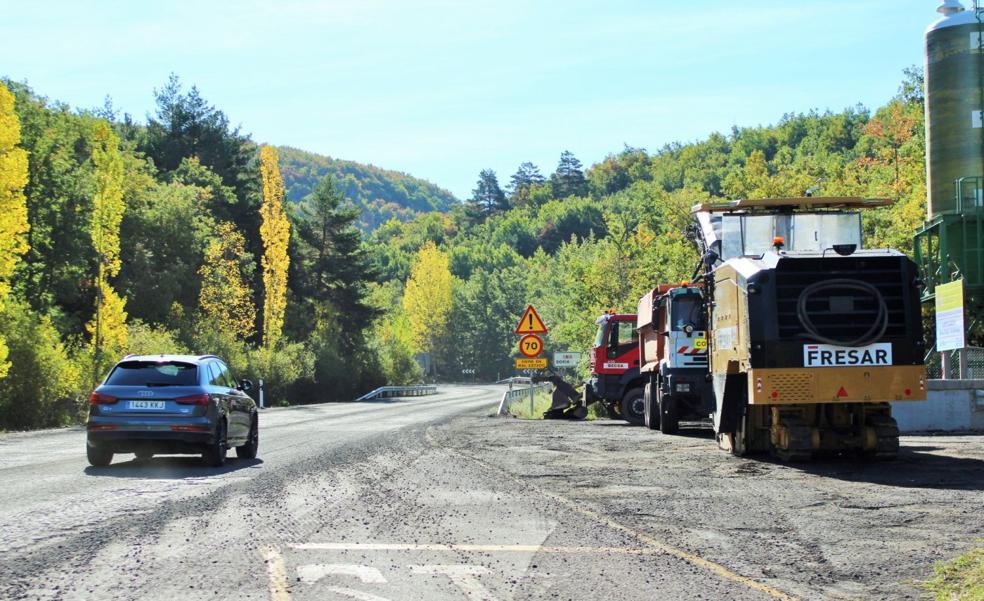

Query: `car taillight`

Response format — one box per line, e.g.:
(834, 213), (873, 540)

(176, 394), (210, 406)
(89, 392), (118, 405)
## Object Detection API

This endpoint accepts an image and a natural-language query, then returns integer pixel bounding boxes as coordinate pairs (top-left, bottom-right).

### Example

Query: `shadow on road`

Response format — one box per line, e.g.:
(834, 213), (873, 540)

(761, 446), (984, 490)
(84, 456), (263, 479)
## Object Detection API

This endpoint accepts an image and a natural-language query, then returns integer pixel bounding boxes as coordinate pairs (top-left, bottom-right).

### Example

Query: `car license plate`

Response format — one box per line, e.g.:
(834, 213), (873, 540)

(128, 400), (165, 410)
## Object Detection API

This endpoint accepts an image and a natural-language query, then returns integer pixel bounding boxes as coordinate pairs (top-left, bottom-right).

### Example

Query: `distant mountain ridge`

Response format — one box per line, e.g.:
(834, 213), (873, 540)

(277, 146), (458, 230)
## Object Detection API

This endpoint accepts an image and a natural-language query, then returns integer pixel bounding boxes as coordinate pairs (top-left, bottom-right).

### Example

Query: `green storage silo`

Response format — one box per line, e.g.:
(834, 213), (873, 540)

(915, 1), (984, 303)
(926, 0), (984, 216)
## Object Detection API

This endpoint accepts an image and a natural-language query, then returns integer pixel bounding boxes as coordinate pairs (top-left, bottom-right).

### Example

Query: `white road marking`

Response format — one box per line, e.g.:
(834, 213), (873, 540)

(290, 542), (655, 554)
(297, 564), (387, 584)
(326, 587), (394, 601)
(410, 565), (499, 601)
(261, 546), (292, 601)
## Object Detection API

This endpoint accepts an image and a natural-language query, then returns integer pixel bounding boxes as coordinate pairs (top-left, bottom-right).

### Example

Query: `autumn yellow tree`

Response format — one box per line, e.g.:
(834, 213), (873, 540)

(0, 82), (30, 378)
(199, 221), (256, 340)
(259, 145), (290, 348)
(86, 121), (127, 378)
(402, 242), (452, 357)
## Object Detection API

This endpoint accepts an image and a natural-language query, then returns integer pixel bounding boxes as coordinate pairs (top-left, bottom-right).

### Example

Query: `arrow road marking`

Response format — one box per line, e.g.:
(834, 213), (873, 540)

(410, 565), (498, 601)
(297, 564), (387, 584)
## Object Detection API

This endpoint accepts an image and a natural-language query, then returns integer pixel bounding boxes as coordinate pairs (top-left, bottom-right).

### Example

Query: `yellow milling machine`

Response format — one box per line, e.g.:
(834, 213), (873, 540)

(691, 197), (927, 460)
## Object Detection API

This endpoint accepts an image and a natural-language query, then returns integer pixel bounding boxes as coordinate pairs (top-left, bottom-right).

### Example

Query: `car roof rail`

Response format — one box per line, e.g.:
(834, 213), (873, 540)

(197, 354), (219, 361)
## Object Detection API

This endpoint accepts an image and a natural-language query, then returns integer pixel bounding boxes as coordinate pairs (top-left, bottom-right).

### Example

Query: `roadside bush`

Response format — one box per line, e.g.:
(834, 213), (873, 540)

(125, 320), (189, 356)
(372, 313), (422, 386)
(0, 299), (84, 430)
(245, 342), (314, 406)
(190, 324), (248, 374)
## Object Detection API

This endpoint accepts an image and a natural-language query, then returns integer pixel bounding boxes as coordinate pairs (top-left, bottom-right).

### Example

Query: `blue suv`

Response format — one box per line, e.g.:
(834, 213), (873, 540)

(87, 354), (258, 467)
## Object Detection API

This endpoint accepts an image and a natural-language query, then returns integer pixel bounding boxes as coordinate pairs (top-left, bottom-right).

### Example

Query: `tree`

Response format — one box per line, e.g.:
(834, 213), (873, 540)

(86, 121), (127, 380)
(141, 74), (254, 190)
(550, 150), (588, 198)
(0, 82), (30, 378)
(858, 101), (921, 199)
(402, 242), (452, 357)
(199, 222), (256, 340)
(10, 83), (101, 329)
(118, 179), (215, 326)
(466, 169), (508, 221)
(507, 162), (546, 206)
(291, 174), (379, 347)
(139, 74), (260, 247)
(258, 145), (290, 348)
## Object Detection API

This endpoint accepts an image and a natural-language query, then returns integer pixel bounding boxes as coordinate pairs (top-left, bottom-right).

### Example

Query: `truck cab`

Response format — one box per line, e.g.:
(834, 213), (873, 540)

(584, 313), (645, 423)
(638, 284), (715, 433)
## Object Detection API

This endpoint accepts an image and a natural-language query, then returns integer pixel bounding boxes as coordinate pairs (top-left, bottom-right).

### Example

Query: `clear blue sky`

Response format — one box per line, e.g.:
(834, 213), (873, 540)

(3, 1), (935, 199)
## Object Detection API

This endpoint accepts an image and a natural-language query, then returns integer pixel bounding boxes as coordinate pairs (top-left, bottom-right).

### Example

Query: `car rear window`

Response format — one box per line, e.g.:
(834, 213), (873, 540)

(105, 361), (198, 386)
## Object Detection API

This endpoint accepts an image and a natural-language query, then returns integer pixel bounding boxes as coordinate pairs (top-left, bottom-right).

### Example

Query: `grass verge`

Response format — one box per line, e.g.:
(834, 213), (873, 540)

(507, 389), (555, 419)
(922, 544), (984, 601)
(507, 387), (604, 421)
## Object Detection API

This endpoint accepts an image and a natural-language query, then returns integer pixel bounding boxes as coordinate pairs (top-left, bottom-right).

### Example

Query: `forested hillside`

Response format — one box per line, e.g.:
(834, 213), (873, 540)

(369, 69), (927, 382)
(277, 146), (457, 230)
(0, 69), (926, 430)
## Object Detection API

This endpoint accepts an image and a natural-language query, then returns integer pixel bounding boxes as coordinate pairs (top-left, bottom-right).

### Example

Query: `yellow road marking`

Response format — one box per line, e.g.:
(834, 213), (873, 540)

(425, 429), (799, 601)
(261, 545), (292, 601)
(290, 543), (656, 554)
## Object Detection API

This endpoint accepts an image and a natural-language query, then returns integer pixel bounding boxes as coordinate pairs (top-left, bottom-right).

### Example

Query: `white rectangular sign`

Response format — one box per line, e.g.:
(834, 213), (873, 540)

(553, 352), (581, 367)
(802, 343), (892, 367)
(935, 279), (965, 351)
(603, 362), (629, 370)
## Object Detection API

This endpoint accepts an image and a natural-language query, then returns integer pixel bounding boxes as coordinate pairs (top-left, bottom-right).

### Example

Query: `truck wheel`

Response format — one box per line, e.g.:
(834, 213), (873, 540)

(659, 391), (679, 435)
(644, 383), (660, 430)
(621, 388), (646, 426)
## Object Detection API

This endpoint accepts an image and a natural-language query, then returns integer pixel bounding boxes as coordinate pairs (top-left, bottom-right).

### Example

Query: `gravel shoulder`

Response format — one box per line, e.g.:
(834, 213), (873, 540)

(435, 414), (984, 601)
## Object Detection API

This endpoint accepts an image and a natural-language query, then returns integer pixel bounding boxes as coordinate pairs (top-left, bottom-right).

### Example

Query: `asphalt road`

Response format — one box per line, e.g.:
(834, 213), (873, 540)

(5, 385), (977, 601)
(1, 385), (782, 601)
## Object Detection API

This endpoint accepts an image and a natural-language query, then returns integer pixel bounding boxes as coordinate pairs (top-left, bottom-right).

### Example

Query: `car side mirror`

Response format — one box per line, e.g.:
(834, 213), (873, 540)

(239, 379), (253, 392)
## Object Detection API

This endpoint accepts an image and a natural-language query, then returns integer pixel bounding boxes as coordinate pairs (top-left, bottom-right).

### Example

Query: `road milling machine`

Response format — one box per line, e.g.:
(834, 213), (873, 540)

(692, 197), (926, 459)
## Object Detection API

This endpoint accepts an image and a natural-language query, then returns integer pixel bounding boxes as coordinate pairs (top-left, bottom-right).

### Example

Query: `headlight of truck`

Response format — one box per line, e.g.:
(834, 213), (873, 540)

(675, 383), (691, 393)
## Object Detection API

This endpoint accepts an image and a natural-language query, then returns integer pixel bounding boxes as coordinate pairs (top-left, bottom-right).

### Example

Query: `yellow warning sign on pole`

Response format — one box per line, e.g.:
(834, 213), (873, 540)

(515, 305), (548, 334)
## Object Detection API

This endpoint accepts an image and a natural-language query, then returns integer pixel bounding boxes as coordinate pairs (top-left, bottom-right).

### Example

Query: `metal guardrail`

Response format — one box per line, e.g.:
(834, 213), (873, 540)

(495, 376), (533, 385)
(496, 382), (553, 416)
(354, 385), (438, 402)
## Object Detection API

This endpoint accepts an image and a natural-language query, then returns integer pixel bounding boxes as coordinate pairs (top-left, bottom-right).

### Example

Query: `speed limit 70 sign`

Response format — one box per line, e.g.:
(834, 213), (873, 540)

(518, 334), (543, 358)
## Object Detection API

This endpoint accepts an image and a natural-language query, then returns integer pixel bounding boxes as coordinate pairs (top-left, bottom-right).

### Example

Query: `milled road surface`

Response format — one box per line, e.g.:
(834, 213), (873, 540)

(1, 385), (981, 601)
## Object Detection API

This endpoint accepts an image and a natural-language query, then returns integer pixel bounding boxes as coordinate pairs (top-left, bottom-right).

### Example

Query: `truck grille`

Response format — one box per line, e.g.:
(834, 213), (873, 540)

(773, 257), (909, 343)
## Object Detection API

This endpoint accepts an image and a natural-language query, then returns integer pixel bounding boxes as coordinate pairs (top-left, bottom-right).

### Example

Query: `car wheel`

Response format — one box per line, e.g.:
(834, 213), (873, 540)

(620, 388), (646, 426)
(87, 444), (113, 467)
(202, 420), (227, 467)
(236, 414), (258, 459)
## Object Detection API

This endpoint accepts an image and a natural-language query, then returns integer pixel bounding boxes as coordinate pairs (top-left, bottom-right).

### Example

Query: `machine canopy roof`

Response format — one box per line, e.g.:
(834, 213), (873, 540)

(691, 197), (893, 214)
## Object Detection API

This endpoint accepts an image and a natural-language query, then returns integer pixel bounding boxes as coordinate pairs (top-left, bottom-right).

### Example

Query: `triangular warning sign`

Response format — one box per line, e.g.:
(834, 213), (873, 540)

(837, 386), (848, 398)
(515, 305), (548, 334)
